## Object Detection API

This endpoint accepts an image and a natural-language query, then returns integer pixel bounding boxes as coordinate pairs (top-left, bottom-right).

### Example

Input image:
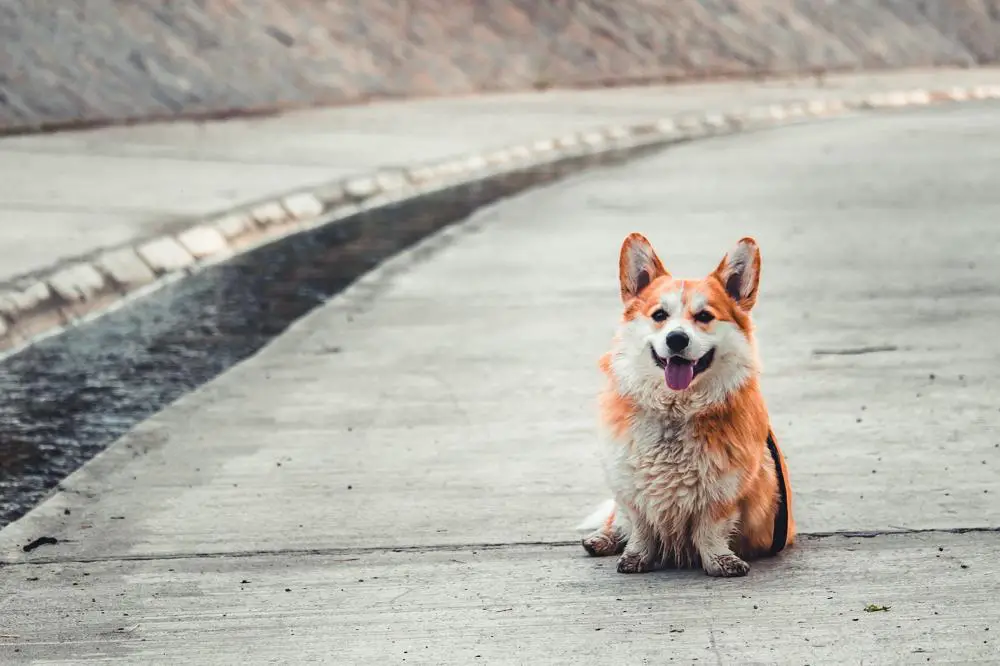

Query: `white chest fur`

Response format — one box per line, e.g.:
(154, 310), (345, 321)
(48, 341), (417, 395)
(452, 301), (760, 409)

(602, 410), (739, 542)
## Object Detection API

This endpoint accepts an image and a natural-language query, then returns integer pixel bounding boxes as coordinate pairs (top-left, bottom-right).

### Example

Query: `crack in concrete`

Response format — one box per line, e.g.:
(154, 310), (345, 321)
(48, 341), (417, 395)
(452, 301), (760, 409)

(812, 345), (899, 356)
(3, 526), (998, 568)
(801, 526), (1000, 539)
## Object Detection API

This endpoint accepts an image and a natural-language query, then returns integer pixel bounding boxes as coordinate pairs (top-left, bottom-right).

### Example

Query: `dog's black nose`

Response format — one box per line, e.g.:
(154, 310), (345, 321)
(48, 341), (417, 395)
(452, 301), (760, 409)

(665, 330), (689, 353)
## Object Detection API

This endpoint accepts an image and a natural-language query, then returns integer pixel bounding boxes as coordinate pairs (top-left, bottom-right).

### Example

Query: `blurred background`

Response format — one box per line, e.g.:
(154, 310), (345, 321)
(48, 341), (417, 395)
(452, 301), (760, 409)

(3, 1), (999, 133)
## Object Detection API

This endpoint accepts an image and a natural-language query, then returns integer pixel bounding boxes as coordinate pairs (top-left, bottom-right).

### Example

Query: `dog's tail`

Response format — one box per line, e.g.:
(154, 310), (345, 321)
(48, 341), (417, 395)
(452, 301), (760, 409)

(575, 498), (616, 533)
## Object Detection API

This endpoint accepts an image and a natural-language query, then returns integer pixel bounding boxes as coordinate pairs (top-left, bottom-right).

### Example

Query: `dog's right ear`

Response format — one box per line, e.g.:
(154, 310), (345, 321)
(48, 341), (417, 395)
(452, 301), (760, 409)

(619, 233), (668, 302)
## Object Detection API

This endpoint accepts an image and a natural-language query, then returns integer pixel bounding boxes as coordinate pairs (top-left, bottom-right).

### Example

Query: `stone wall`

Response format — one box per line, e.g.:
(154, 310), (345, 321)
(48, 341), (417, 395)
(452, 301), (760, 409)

(2, 0), (999, 132)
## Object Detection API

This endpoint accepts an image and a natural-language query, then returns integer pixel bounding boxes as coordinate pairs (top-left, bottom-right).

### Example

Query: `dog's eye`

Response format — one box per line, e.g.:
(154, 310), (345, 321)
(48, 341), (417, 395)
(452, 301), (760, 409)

(651, 309), (668, 322)
(694, 310), (715, 323)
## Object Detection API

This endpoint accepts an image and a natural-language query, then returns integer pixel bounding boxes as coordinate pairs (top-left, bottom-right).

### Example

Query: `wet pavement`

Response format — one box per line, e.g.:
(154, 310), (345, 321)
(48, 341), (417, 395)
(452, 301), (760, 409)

(0, 150), (644, 528)
(0, 182), (488, 526)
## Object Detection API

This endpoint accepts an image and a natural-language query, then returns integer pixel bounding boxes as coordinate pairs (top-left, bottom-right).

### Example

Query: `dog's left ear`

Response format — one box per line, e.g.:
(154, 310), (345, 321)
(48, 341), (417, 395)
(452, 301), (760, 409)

(713, 237), (761, 311)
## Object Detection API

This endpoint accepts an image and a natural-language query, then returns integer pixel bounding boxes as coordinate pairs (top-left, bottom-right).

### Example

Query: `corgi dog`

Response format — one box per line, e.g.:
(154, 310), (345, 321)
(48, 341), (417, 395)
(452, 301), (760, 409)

(578, 233), (794, 577)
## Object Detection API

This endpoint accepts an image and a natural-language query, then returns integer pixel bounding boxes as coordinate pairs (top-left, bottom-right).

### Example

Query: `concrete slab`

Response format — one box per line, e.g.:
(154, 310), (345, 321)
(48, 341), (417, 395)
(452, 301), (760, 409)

(1, 67), (998, 287)
(2, 99), (1000, 663)
(1, 532), (997, 664)
(2, 101), (999, 564)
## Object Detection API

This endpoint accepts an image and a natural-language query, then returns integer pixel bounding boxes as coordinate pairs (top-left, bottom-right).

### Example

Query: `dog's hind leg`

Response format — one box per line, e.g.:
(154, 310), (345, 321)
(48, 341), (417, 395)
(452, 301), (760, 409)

(582, 522), (629, 557)
(578, 499), (630, 557)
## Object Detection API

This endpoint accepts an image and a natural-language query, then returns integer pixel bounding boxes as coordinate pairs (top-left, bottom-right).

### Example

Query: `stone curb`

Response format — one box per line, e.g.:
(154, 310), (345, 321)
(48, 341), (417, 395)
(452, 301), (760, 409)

(1, 83), (998, 358)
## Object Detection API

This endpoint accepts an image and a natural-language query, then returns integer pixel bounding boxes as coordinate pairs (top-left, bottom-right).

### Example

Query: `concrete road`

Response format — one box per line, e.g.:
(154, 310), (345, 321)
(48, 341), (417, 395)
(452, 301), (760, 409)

(2, 102), (1000, 663)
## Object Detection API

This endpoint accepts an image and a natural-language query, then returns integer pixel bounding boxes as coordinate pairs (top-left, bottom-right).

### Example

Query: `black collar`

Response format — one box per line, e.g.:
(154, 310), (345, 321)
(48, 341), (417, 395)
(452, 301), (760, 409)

(766, 430), (789, 556)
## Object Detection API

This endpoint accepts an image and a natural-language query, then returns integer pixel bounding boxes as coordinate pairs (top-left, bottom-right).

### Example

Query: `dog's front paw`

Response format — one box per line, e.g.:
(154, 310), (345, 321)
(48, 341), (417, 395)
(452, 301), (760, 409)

(616, 551), (653, 574)
(703, 553), (750, 578)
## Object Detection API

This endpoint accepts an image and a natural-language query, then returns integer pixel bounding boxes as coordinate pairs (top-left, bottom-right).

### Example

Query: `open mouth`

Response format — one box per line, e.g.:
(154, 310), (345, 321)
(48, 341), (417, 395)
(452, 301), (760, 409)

(651, 347), (715, 391)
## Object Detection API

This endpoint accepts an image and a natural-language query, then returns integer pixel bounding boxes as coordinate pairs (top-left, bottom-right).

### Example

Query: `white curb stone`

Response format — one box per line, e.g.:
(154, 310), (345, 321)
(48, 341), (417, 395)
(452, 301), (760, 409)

(48, 263), (106, 303)
(178, 225), (229, 259)
(96, 248), (157, 289)
(251, 202), (289, 226)
(137, 237), (195, 274)
(343, 176), (380, 200)
(2, 82), (998, 355)
(282, 193), (325, 220)
(214, 213), (255, 240)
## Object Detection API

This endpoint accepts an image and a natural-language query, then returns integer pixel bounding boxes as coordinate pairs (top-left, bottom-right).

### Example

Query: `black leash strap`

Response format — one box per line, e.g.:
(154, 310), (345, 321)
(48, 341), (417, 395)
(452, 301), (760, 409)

(766, 431), (789, 556)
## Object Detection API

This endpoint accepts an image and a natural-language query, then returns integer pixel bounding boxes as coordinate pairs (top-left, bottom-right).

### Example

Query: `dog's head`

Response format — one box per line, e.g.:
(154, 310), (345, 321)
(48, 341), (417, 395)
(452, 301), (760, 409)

(608, 233), (761, 406)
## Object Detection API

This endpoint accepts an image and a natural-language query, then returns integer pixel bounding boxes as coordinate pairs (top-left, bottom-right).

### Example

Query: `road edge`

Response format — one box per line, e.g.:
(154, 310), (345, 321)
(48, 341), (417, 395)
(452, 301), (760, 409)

(1, 84), (998, 360)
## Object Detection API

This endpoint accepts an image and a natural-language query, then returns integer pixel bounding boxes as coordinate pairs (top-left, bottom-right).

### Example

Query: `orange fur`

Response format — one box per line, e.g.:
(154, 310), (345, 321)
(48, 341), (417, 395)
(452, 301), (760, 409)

(583, 233), (795, 577)
(692, 378), (796, 557)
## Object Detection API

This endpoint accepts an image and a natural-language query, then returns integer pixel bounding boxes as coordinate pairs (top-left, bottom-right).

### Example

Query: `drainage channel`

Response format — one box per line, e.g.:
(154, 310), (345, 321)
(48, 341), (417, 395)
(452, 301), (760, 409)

(0, 141), (666, 528)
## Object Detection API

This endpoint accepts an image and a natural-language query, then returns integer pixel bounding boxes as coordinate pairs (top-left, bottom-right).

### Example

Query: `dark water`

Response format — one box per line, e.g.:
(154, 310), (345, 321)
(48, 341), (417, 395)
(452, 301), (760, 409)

(0, 150), (651, 528)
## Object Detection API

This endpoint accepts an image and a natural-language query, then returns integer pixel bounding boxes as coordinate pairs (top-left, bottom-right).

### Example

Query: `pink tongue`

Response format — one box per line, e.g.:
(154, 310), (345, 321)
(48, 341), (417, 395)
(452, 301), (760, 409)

(665, 360), (695, 391)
